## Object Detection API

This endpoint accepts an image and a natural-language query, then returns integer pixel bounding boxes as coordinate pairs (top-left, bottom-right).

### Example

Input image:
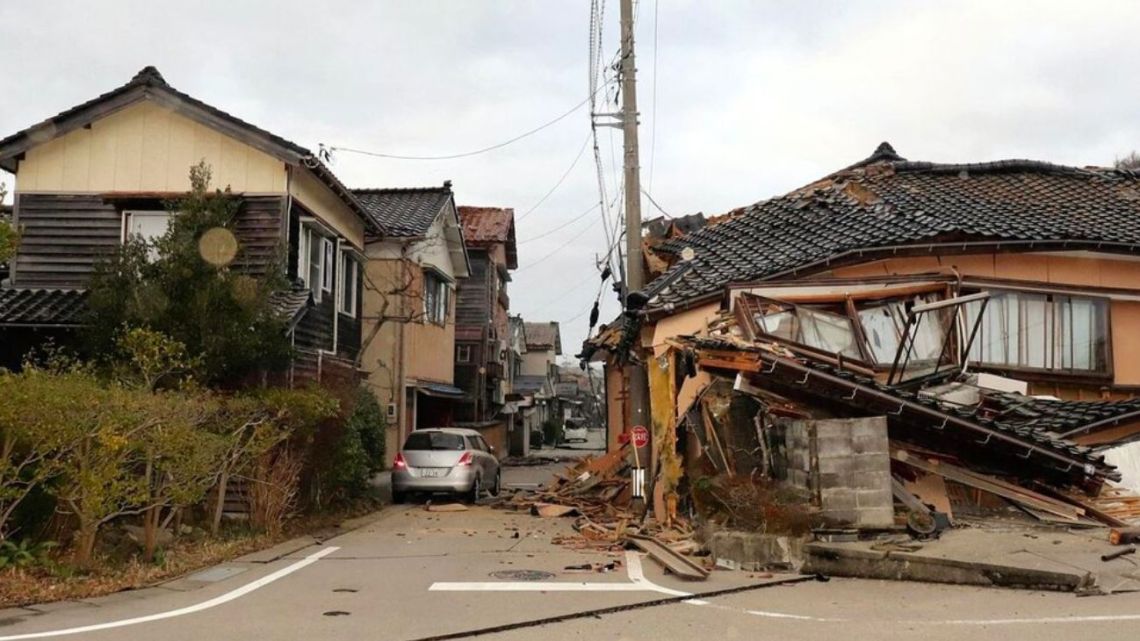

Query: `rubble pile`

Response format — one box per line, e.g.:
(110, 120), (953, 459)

(491, 445), (700, 560)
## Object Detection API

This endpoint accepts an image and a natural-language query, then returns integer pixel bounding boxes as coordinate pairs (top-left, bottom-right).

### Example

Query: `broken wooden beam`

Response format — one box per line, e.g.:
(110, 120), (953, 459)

(627, 534), (709, 581)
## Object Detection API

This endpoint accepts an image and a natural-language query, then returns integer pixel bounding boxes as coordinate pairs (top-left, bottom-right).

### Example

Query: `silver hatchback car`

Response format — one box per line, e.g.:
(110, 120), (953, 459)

(391, 428), (501, 504)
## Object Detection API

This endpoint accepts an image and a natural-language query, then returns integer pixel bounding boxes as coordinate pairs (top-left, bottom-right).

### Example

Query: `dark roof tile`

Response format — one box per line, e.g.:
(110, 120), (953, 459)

(648, 145), (1140, 307)
(352, 184), (452, 237)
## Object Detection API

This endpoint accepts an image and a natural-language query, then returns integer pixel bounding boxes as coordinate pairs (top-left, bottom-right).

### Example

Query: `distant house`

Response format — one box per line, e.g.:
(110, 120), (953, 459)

(516, 321), (563, 436)
(0, 67), (378, 377)
(352, 183), (471, 458)
(454, 206), (517, 421)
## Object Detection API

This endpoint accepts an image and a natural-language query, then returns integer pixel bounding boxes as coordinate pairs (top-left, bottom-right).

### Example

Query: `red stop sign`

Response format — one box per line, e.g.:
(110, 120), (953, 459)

(631, 425), (649, 448)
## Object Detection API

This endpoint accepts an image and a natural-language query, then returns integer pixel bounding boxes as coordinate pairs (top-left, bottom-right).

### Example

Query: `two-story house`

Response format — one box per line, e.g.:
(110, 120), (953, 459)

(352, 183), (471, 458)
(0, 67), (378, 377)
(516, 321), (563, 436)
(454, 206), (517, 422)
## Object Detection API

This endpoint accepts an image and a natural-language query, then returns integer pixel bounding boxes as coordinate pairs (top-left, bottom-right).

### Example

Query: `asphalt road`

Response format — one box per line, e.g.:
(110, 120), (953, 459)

(1, 448), (1138, 640)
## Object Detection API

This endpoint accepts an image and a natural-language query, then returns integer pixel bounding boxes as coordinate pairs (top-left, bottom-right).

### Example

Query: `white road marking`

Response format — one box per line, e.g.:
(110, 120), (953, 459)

(0, 546), (339, 641)
(430, 551), (699, 596)
(430, 552), (1140, 627)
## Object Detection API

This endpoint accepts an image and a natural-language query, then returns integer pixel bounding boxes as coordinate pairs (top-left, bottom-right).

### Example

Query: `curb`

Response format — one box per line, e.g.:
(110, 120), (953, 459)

(801, 542), (1092, 592)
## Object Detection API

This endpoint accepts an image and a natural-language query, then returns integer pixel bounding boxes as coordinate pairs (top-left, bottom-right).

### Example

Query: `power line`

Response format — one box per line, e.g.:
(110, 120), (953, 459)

(520, 211), (604, 269)
(641, 187), (672, 219)
(517, 131), (592, 222)
(647, 0), (659, 193)
(517, 202), (601, 244)
(329, 81), (611, 161)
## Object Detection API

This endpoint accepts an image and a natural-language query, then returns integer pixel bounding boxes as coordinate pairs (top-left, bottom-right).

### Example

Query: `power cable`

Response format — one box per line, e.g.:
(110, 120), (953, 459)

(520, 213), (602, 270)
(641, 187), (673, 219)
(517, 202), (601, 244)
(329, 80), (612, 161)
(517, 131), (592, 222)
(647, 0), (659, 193)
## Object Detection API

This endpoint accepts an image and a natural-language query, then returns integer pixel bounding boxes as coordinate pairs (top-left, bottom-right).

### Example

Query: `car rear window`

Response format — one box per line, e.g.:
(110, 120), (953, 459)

(404, 432), (466, 451)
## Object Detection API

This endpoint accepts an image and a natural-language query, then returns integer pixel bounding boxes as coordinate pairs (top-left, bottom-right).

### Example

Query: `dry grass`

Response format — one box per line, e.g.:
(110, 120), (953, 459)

(692, 474), (814, 534)
(0, 502), (379, 609)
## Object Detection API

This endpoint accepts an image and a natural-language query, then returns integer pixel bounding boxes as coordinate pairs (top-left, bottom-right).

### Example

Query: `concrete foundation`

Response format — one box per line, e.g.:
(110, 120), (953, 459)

(706, 530), (806, 571)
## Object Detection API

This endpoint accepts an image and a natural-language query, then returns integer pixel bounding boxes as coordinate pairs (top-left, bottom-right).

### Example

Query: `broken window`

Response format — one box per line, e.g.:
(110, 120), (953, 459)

(739, 294), (865, 363)
(962, 291), (1108, 375)
(857, 295), (944, 366)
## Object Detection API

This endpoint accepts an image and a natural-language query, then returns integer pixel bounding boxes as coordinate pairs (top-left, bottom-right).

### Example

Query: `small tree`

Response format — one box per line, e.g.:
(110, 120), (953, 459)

(86, 162), (292, 387)
(0, 182), (16, 267)
(52, 383), (150, 566)
(0, 369), (79, 539)
(135, 393), (226, 561)
(1115, 151), (1140, 170)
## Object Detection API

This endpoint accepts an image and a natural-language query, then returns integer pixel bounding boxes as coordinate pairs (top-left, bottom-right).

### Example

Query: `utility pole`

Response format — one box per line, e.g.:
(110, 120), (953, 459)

(619, 0), (652, 508)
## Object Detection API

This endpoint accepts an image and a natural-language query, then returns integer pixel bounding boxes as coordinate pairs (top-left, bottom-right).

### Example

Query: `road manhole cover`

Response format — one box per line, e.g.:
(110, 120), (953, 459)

(490, 569), (555, 581)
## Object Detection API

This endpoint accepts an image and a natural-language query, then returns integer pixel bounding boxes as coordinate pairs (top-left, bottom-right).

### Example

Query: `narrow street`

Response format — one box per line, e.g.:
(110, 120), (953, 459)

(1, 444), (1138, 641)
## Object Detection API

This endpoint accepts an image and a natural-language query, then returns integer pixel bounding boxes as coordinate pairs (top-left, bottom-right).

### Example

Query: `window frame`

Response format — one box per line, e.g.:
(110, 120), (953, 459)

(961, 289), (1112, 379)
(337, 250), (359, 318)
(297, 224), (335, 303)
(422, 268), (451, 326)
(456, 344), (472, 363)
(122, 210), (175, 261)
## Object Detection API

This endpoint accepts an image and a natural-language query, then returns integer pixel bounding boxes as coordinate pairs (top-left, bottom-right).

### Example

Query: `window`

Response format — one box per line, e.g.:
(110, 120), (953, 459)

(403, 431), (464, 451)
(423, 270), (450, 325)
(322, 239), (335, 293)
(337, 251), (358, 316)
(963, 292), (1109, 374)
(456, 344), (472, 363)
(123, 210), (174, 260)
(297, 226), (331, 302)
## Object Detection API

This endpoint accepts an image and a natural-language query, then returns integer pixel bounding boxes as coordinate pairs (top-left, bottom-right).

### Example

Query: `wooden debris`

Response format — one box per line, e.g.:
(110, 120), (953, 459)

(1109, 527), (1140, 546)
(531, 503), (578, 518)
(627, 534), (709, 581)
(892, 450), (1090, 523)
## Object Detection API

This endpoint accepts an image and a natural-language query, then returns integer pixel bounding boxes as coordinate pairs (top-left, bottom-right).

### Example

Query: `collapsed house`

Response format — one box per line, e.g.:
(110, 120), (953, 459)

(584, 143), (1140, 541)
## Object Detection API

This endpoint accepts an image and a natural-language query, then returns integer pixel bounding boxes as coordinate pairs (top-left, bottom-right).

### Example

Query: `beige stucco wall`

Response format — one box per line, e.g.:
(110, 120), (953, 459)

(521, 349), (555, 377)
(289, 170), (364, 250)
(16, 100), (287, 194)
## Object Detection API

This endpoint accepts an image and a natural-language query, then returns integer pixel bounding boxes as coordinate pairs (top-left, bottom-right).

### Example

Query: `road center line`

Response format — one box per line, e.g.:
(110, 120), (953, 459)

(0, 546), (340, 641)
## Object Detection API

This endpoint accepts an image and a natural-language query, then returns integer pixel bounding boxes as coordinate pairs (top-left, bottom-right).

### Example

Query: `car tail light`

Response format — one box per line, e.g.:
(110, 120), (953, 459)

(394, 452), (407, 470)
(457, 451), (474, 467)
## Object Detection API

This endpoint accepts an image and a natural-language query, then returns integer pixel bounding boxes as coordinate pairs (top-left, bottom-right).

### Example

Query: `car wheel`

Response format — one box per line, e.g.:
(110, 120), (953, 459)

(466, 476), (482, 504)
(490, 471), (502, 497)
(392, 489), (407, 505)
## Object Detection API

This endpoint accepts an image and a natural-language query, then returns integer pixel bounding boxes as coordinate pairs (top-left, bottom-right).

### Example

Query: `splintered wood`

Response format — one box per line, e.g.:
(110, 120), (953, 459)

(490, 445), (696, 553)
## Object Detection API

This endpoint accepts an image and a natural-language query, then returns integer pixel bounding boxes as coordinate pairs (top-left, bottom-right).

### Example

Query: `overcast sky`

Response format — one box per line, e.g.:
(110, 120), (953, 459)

(3, 0), (1140, 355)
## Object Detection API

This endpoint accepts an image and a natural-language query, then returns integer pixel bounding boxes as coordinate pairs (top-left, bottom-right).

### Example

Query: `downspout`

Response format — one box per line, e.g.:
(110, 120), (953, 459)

(331, 237), (340, 355)
(397, 248), (409, 442)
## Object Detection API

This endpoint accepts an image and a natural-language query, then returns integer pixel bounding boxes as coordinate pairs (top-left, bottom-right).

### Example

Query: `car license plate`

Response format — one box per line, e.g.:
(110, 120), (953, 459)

(420, 468), (447, 478)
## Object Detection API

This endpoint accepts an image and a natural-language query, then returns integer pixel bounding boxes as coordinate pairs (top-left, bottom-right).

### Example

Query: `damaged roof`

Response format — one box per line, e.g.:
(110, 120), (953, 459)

(523, 321), (562, 354)
(647, 142), (1140, 308)
(988, 393), (1140, 440)
(352, 183), (454, 237)
(679, 335), (1118, 486)
(457, 206), (518, 269)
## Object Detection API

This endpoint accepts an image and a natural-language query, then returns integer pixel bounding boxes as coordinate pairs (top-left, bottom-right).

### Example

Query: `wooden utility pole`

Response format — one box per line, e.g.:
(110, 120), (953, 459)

(619, 0), (652, 504)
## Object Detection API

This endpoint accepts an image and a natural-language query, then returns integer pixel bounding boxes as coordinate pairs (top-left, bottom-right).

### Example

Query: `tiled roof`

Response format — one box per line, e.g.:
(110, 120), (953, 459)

(352, 184), (452, 237)
(523, 321), (562, 354)
(0, 288), (88, 326)
(0, 67), (380, 235)
(988, 393), (1140, 438)
(513, 374), (548, 395)
(268, 287), (312, 329)
(647, 143), (1140, 308)
(457, 206), (517, 268)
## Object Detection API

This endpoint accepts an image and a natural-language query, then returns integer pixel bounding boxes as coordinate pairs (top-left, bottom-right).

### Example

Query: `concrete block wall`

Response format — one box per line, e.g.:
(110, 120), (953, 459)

(784, 416), (893, 528)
